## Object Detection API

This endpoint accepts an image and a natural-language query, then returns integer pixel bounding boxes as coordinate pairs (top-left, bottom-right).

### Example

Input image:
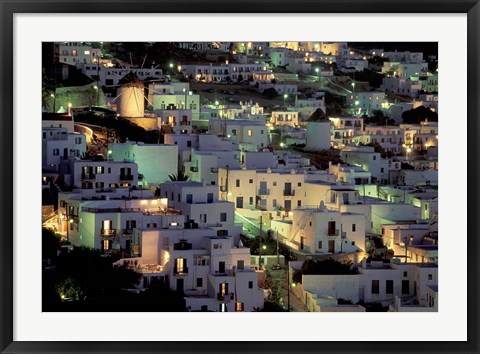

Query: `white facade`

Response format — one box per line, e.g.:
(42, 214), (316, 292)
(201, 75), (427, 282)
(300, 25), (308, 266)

(159, 181), (239, 230)
(346, 92), (386, 116)
(397, 62), (429, 79)
(381, 77), (423, 98)
(57, 187), (173, 252)
(42, 127), (86, 172)
(209, 118), (269, 151)
(156, 109), (193, 134)
(293, 97), (326, 118)
(356, 126), (405, 154)
(271, 111), (299, 127)
(341, 146), (389, 184)
(153, 92), (200, 120)
(124, 229), (264, 312)
(180, 63), (272, 83)
(284, 208), (365, 255)
(67, 160), (139, 189)
(81, 64), (164, 87)
(108, 141), (178, 186)
(58, 42), (101, 67)
(306, 121), (331, 151)
(287, 56), (312, 74)
(382, 51), (424, 64)
(328, 163), (371, 185)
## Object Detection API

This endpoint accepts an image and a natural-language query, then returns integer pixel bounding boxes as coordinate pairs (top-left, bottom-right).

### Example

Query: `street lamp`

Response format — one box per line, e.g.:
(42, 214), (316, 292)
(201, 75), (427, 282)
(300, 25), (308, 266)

(403, 144), (412, 161)
(354, 100), (360, 117)
(283, 93), (288, 108)
(404, 235), (414, 263)
(314, 67), (320, 81)
(50, 93), (56, 113)
(183, 87), (187, 109)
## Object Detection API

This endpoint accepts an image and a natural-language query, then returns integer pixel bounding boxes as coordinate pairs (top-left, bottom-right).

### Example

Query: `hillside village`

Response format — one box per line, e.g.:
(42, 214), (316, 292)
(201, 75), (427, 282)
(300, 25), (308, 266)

(42, 41), (438, 312)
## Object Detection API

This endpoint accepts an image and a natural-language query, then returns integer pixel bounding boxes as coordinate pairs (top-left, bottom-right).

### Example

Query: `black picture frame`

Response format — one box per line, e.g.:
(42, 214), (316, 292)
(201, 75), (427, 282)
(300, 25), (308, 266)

(1, 1), (478, 353)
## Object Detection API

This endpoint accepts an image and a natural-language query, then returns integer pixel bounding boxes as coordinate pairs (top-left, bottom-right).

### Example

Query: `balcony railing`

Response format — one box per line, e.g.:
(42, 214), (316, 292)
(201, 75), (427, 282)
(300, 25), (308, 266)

(180, 121), (191, 126)
(210, 167), (218, 173)
(328, 229), (339, 236)
(120, 174), (134, 181)
(217, 292), (234, 302)
(258, 189), (270, 195)
(220, 185), (227, 192)
(101, 228), (116, 237)
(81, 172), (96, 180)
(123, 228), (134, 236)
(174, 267), (188, 276)
(283, 189), (295, 196)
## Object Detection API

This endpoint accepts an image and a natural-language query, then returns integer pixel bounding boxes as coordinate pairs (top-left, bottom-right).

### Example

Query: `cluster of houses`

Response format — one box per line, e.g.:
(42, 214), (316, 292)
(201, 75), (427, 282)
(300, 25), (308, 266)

(43, 41), (439, 312)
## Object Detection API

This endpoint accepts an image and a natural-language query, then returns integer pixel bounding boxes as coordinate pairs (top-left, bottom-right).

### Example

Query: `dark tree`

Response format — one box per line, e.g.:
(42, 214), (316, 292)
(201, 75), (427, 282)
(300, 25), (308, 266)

(402, 106), (438, 124)
(168, 171), (190, 181)
(262, 87), (279, 99)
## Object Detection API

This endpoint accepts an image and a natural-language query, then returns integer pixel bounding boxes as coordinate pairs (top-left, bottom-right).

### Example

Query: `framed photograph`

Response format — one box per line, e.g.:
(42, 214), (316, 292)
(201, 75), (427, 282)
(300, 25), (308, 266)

(1, 1), (479, 353)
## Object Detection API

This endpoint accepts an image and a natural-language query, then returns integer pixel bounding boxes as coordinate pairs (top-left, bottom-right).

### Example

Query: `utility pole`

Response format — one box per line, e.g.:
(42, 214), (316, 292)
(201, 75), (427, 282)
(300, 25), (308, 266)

(276, 229), (280, 265)
(96, 53), (100, 106)
(259, 215), (263, 270)
(287, 262), (290, 311)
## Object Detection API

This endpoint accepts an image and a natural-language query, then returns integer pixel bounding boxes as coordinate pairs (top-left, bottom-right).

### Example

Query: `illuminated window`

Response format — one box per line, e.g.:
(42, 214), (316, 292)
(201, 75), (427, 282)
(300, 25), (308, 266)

(220, 282), (228, 296)
(102, 239), (110, 252)
(102, 220), (112, 230)
(235, 302), (244, 312)
(84, 50), (90, 55)
(175, 258), (186, 274)
(71, 50), (77, 57)
(247, 130), (253, 137)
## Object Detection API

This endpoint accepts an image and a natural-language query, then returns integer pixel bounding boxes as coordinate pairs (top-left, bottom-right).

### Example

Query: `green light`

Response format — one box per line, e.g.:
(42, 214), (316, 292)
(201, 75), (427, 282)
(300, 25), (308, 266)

(283, 94), (288, 99)
(280, 142), (285, 147)
(215, 100), (219, 106)
(354, 100), (360, 106)
(315, 67), (320, 73)
(93, 85), (98, 90)
(108, 150), (112, 155)
(50, 93), (55, 98)
(169, 63), (174, 68)
(262, 245), (266, 250)
(227, 134), (231, 138)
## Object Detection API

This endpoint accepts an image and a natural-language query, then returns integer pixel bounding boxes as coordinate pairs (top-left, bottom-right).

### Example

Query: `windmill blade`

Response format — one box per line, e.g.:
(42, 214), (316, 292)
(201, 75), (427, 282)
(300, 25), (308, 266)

(141, 54), (147, 70)
(144, 96), (154, 107)
(133, 85), (140, 113)
(112, 90), (125, 102)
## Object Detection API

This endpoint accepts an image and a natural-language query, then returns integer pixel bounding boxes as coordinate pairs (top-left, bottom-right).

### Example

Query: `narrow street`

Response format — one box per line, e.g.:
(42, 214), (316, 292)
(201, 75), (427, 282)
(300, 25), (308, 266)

(268, 269), (309, 312)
